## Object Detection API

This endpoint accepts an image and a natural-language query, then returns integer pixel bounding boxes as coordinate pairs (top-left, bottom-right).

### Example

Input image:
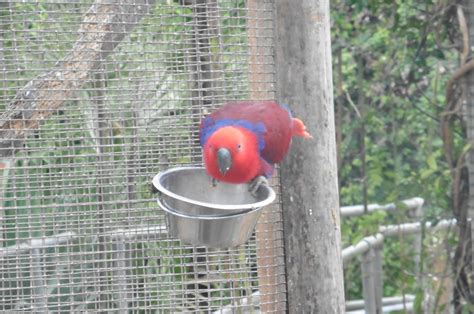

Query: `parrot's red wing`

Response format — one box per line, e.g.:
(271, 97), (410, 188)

(201, 101), (293, 163)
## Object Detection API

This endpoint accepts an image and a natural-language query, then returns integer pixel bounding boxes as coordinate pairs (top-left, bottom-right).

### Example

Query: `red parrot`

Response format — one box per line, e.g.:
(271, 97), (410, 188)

(199, 101), (312, 188)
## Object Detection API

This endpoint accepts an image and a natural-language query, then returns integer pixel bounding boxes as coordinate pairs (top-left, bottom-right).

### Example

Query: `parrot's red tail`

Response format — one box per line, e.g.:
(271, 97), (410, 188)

(292, 118), (312, 139)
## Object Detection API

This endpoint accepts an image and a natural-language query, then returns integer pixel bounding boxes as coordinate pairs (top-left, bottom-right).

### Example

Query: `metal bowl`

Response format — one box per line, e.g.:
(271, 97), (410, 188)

(157, 197), (265, 248)
(152, 167), (276, 216)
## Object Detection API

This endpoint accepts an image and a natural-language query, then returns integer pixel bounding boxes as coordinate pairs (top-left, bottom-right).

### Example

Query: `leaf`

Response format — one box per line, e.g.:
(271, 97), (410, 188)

(427, 154), (438, 171)
(414, 289), (424, 313)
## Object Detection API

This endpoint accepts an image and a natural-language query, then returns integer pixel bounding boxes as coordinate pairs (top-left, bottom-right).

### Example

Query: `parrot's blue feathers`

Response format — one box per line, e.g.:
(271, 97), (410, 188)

(200, 118), (266, 151)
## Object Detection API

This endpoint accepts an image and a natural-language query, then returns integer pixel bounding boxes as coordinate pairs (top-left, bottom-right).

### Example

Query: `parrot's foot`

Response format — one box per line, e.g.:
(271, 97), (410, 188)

(211, 178), (218, 187)
(248, 176), (269, 197)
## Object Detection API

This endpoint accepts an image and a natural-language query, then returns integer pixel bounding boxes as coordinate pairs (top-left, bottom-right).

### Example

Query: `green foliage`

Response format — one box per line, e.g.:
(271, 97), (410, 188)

(462, 303), (474, 314)
(342, 211), (386, 245)
(332, 0), (457, 302)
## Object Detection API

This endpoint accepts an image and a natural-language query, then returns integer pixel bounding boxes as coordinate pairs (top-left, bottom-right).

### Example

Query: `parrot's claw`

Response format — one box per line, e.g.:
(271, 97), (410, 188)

(211, 178), (218, 187)
(248, 176), (269, 197)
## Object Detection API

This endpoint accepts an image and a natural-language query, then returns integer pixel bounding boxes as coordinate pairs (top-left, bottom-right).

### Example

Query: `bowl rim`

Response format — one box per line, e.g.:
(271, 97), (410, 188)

(152, 166), (276, 211)
(157, 197), (264, 220)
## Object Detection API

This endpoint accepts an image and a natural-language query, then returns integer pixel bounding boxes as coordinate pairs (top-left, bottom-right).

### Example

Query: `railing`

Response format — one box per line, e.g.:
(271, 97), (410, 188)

(0, 198), (457, 313)
(341, 198), (457, 313)
(0, 226), (168, 312)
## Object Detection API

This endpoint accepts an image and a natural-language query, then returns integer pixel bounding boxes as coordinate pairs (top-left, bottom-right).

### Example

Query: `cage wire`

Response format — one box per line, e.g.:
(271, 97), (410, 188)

(0, 0), (286, 312)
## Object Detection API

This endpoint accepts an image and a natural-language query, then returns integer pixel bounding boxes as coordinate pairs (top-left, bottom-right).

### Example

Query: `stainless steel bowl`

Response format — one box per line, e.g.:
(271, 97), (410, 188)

(157, 198), (266, 248)
(152, 167), (276, 216)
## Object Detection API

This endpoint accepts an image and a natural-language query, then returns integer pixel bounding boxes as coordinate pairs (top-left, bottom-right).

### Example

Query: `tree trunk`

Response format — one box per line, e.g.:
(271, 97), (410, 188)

(275, 0), (345, 312)
(0, 0), (156, 158)
(459, 1), (474, 311)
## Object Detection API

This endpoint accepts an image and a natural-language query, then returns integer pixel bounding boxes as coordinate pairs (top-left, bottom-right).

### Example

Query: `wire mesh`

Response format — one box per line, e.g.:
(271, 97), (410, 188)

(0, 0), (286, 312)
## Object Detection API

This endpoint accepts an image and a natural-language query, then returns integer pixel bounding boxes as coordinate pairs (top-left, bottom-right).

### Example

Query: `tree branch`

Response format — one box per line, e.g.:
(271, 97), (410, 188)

(0, 0), (156, 158)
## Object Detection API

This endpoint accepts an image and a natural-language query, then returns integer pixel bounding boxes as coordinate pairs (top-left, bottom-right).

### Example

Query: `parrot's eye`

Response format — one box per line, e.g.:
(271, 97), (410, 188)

(237, 144), (242, 151)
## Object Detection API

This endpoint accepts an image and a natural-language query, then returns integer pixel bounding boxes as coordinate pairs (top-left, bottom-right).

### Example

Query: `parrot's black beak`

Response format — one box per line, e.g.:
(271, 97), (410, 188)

(217, 148), (232, 175)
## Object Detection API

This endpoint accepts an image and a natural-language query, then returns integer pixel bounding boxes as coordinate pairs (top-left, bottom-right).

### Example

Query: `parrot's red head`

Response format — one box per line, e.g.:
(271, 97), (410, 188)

(203, 126), (262, 184)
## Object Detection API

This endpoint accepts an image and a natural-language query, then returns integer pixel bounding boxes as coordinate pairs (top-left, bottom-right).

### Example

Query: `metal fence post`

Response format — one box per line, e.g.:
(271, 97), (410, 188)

(373, 245), (384, 311)
(360, 248), (376, 313)
(360, 244), (383, 314)
(409, 198), (424, 283)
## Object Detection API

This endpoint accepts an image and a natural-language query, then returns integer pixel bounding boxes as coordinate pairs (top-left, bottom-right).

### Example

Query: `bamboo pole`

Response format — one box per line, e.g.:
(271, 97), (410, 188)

(248, 1), (286, 312)
(340, 197), (424, 217)
(345, 295), (415, 311)
(342, 219), (457, 262)
(360, 248), (380, 313)
(343, 234), (384, 263)
(379, 219), (457, 237)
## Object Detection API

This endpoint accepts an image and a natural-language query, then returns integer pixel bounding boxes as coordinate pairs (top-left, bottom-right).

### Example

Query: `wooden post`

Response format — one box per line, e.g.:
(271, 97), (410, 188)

(275, 0), (345, 312)
(248, 0), (286, 312)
